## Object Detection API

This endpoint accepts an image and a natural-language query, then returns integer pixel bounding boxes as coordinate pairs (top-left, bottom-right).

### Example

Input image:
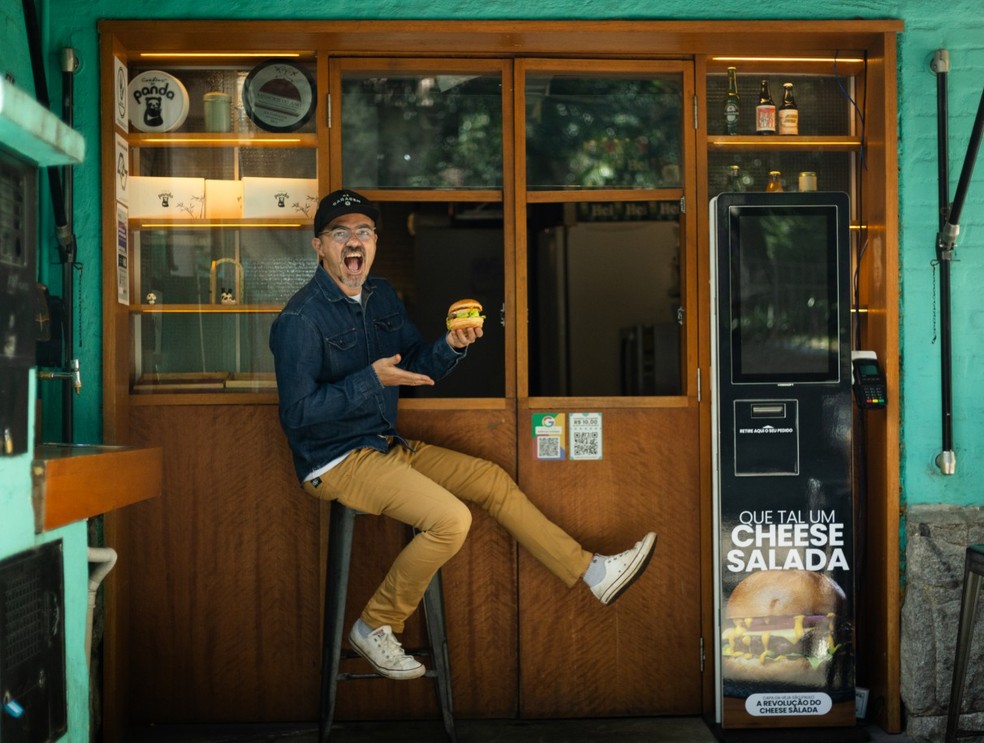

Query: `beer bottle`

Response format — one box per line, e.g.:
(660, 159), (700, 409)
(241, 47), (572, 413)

(728, 164), (744, 192)
(724, 67), (740, 135)
(778, 82), (799, 135)
(755, 79), (776, 135)
(766, 170), (783, 192)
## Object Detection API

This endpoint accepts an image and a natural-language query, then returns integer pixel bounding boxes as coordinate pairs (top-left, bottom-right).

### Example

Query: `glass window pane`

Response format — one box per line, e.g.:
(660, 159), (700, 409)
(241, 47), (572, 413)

(526, 74), (683, 190)
(136, 227), (313, 305)
(527, 201), (682, 396)
(371, 201), (504, 398)
(341, 73), (503, 189)
(136, 146), (316, 181)
(134, 313), (278, 384)
(132, 226), (313, 391)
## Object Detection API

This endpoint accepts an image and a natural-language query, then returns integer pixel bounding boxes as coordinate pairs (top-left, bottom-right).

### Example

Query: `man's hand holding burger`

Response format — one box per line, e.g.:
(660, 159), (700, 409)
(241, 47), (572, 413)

(371, 299), (485, 387)
(447, 325), (483, 349)
(446, 299), (485, 350)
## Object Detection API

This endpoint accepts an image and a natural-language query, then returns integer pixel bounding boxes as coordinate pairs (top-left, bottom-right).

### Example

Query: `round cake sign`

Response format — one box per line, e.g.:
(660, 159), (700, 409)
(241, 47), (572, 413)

(128, 70), (189, 132)
(242, 59), (315, 132)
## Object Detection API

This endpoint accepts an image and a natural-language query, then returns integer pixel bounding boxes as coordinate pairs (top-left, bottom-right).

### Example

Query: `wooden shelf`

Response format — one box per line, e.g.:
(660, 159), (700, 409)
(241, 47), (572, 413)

(707, 135), (862, 150)
(129, 52), (316, 67)
(130, 372), (278, 397)
(127, 131), (318, 147)
(131, 218), (308, 228)
(705, 58), (867, 76)
(129, 303), (284, 313)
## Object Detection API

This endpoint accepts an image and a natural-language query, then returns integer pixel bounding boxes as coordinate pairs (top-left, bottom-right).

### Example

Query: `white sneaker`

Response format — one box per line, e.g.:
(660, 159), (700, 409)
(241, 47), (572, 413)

(348, 623), (426, 680)
(590, 532), (657, 605)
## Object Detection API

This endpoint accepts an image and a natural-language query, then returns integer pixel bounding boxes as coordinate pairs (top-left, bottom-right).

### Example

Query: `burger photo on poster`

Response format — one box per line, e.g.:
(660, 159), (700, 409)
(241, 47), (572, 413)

(721, 569), (852, 692)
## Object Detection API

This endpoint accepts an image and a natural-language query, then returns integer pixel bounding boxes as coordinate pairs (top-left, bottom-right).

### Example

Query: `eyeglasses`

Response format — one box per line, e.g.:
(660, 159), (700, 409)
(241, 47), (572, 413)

(319, 227), (376, 243)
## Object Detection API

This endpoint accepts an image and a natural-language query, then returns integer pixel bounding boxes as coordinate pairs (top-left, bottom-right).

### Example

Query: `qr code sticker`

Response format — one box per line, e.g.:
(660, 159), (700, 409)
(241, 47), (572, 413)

(569, 413), (602, 460)
(536, 435), (563, 460)
(571, 431), (600, 459)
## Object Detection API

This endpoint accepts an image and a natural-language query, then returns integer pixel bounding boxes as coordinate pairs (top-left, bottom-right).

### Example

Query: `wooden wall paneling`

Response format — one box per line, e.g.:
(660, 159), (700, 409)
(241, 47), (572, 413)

(517, 406), (702, 717)
(124, 405), (321, 722)
(693, 53), (716, 717)
(117, 404), (518, 725)
(98, 30), (130, 448)
(853, 31), (902, 733)
(397, 406), (520, 719)
(99, 29), (134, 742)
(511, 58), (700, 719)
(101, 509), (129, 742)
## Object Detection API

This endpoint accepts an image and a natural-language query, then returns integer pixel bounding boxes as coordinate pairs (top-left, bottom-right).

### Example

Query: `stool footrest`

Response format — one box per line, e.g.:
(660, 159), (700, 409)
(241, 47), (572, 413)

(335, 670), (440, 682)
(337, 672), (391, 681)
(338, 672), (383, 681)
(340, 648), (434, 661)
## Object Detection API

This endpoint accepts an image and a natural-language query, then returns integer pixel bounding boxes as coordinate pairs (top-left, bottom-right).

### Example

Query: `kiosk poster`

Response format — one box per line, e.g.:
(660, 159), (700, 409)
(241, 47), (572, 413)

(720, 499), (855, 727)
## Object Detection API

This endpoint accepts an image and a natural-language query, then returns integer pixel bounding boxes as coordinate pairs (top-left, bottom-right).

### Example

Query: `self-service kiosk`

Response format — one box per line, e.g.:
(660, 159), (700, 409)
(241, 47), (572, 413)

(710, 192), (856, 733)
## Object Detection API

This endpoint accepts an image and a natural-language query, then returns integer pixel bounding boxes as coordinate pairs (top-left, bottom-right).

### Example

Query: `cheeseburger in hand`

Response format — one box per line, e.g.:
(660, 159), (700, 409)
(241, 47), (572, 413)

(446, 299), (485, 331)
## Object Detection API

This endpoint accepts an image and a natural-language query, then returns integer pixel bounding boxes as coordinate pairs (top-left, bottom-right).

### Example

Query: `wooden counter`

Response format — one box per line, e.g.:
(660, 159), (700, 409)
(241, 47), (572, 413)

(31, 443), (163, 532)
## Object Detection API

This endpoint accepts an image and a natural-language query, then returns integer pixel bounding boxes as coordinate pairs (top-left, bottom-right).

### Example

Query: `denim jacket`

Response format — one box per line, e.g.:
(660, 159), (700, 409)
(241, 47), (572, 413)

(270, 265), (464, 482)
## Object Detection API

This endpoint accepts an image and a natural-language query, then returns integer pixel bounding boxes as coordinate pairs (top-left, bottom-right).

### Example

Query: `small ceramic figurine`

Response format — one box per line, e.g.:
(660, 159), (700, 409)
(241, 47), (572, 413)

(146, 291), (158, 305)
(220, 288), (237, 305)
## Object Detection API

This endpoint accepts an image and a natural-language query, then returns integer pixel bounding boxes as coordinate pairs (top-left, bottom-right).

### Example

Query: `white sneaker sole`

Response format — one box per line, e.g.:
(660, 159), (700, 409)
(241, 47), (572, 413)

(598, 532), (657, 605)
(348, 627), (427, 680)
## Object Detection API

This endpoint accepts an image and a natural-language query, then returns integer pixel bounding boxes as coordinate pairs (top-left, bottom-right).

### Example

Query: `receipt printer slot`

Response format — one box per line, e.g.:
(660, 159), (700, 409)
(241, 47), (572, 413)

(734, 399), (799, 476)
(750, 403), (786, 418)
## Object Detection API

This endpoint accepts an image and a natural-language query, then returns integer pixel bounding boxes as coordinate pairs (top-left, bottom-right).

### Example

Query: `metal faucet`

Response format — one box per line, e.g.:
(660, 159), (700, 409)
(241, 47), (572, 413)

(38, 357), (82, 395)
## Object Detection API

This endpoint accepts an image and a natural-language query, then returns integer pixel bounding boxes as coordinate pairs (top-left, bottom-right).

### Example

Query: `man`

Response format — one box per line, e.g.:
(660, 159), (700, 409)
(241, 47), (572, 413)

(270, 189), (657, 680)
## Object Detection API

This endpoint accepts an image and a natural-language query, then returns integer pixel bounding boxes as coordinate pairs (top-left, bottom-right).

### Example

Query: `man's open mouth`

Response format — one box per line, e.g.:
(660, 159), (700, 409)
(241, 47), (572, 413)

(343, 251), (364, 273)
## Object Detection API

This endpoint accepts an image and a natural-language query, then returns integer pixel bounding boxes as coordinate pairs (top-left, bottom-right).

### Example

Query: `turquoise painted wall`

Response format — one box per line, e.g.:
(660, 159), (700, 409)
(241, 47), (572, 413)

(1, 2), (91, 740)
(896, 6), (984, 508)
(35, 0), (984, 534)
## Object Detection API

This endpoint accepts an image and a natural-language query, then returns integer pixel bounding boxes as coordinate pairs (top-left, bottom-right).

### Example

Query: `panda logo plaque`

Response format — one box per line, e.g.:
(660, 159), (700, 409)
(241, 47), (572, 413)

(127, 70), (189, 133)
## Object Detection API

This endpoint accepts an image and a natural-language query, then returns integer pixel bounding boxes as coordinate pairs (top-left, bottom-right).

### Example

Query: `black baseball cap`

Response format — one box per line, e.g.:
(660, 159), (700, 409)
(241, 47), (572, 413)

(313, 189), (380, 235)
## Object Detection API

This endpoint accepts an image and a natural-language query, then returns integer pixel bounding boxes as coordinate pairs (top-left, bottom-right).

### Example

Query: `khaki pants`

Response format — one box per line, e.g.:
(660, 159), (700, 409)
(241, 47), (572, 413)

(303, 440), (592, 632)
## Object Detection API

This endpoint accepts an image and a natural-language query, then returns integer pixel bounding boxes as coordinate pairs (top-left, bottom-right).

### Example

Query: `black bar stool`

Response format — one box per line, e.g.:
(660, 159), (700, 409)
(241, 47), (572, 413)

(319, 500), (456, 743)
(945, 544), (984, 742)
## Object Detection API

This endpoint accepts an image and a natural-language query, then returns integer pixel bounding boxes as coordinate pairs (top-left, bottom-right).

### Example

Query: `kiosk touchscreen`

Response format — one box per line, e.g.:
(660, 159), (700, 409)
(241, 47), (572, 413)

(710, 192), (855, 732)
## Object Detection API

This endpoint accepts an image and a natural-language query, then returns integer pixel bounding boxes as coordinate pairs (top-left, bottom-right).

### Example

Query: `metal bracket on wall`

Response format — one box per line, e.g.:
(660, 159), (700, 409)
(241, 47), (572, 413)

(930, 48), (984, 475)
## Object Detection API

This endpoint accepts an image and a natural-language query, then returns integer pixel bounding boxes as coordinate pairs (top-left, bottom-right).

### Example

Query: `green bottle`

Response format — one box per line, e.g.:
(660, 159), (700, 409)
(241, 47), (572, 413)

(724, 67), (740, 135)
